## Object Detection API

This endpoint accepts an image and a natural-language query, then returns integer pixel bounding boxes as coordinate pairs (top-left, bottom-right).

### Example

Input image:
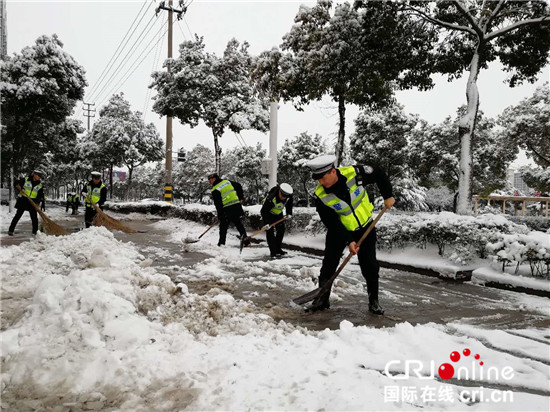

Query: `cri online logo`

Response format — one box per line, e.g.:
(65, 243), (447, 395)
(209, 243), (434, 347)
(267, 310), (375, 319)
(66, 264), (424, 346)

(438, 348), (481, 380)
(384, 347), (514, 381)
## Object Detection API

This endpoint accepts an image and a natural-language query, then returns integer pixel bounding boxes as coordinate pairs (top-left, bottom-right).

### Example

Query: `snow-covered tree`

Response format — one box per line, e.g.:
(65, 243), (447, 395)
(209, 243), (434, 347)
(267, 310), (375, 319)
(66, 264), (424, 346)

(278, 132), (327, 206)
(403, 0), (550, 214)
(349, 103), (417, 181)
(173, 144), (214, 202)
(520, 166), (550, 194)
(91, 94), (163, 198)
(499, 83), (549, 171)
(224, 143), (267, 204)
(0, 34), (87, 180)
(268, 0), (436, 166)
(151, 37), (269, 173)
(409, 108), (517, 200)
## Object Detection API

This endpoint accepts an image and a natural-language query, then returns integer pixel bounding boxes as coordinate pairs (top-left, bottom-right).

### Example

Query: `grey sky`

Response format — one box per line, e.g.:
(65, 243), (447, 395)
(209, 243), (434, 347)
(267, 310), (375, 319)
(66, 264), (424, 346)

(7, 0), (549, 167)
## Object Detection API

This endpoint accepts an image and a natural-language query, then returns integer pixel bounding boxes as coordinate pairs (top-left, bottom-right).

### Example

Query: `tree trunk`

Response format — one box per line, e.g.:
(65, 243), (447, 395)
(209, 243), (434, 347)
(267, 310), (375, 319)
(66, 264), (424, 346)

(457, 50), (481, 215)
(335, 94), (346, 166)
(213, 131), (222, 174)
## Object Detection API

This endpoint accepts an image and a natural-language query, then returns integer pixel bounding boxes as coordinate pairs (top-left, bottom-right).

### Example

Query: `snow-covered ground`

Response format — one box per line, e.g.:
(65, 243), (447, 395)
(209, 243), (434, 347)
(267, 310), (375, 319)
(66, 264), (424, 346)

(1, 206), (549, 410)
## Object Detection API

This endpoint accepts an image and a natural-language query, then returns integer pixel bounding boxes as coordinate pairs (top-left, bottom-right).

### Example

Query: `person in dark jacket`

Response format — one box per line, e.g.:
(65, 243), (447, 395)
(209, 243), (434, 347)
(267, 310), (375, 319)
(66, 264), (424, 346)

(40, 194), (47, 211)
(8, 170), (45, 235)
(260, 183), (293, 258)
(82, 171), (107, 228)
(304, 155), (395, 315)
(208, 173), (249, 247)
(72, 192), (80, 215)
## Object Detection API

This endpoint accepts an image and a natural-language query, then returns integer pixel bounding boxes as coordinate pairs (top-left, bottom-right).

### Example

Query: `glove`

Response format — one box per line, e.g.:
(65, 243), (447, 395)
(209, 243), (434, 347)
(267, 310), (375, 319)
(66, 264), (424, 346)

(262, 224), (270, 230)
(286, 215), (292, 220)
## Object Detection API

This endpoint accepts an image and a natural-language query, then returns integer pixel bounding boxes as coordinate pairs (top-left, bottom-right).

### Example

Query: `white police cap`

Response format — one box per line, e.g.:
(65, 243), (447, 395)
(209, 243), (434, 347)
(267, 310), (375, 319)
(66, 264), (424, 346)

(91, 171), (101, 177)
(306, 154), (337, 179)
(279, 183), (293, 196)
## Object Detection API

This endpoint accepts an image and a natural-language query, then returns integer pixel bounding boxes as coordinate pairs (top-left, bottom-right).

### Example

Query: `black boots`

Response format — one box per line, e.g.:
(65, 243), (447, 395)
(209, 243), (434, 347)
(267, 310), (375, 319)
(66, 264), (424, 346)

(305, 294), (330, 313)
(368, 299), (384, 315)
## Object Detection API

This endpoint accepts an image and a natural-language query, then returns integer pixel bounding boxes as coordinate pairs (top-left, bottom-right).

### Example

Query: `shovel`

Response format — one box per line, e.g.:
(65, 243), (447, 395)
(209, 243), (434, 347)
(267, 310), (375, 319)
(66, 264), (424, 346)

(292, 207), (388, 306)
(184, 219), (218, 244)
(240, 216), (289, 253)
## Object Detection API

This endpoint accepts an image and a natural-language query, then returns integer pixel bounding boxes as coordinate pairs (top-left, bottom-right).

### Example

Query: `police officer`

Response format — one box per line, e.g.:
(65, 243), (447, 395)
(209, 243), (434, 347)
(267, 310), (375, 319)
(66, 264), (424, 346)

(82, 171), (107, 228)
(208, 172), (249, 247)
(66, 192), (73, 213)
(72, 192), (80, 215)
(8, 170), (45, 235)
(260, 183), (293, 258)
(305, 154), (395, 314)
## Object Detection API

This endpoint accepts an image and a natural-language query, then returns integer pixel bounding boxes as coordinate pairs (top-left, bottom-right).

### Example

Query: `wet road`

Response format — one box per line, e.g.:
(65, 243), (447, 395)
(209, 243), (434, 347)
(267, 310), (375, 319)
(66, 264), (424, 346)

(3, 206), (549, 334)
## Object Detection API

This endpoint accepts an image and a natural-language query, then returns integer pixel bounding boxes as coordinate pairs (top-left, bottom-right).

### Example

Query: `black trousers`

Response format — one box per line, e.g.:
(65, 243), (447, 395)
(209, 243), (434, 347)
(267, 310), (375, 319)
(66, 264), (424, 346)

(85, 207), (97, 228)
(263, 213), (285, 256)
(218, 204), (247, 245)
(318, 222), (379, 304)
(9, 206), (38, 234)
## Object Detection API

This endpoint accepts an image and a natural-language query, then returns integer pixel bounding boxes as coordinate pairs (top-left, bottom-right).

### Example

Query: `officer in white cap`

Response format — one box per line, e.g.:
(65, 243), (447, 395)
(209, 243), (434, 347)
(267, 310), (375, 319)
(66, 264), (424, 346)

(82, 171), (107, 228)
(303, 154), (395, 314)
(8, 170), (45, 235)
(260, 183), (294, 258)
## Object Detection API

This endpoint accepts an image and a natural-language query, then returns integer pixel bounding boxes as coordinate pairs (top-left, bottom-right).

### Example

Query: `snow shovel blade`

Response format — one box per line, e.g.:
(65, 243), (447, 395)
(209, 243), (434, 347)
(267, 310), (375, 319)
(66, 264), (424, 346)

(292, 287), (324, 305)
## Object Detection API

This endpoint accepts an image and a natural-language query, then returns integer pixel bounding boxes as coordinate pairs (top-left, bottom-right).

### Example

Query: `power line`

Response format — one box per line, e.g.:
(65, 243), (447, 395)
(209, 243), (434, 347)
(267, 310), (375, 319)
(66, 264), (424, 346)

(143, 18), (166, 120)
(92, 13), (159, 105)
(96, 19), (170, 110)
(86, 0), (151, 102)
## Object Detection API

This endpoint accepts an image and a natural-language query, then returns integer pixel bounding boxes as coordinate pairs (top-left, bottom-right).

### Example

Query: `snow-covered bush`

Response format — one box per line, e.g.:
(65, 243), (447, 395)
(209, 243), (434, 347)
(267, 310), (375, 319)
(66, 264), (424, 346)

(487, 234), (550, 278)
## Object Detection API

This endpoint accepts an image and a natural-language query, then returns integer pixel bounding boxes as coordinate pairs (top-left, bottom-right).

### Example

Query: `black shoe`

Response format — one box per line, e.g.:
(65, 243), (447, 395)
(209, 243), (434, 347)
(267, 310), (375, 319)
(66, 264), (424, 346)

(368, 300), (385, 315)
(8, 231), (13, 236)
(241, 235), (251, 247)
(305, 298), (330, 313)
(277, 250), (288, 256)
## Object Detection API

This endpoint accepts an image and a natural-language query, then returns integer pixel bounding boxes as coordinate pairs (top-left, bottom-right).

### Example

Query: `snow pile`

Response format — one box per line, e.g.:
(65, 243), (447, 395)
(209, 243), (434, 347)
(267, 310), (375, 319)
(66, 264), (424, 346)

(1, 226), (549, 410)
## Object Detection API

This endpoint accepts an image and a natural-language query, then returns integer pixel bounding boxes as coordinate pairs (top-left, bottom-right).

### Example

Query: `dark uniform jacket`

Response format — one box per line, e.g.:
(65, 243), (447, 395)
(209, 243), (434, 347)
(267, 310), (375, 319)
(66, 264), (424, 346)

(211, 177), (245, 219)
(315, 165), (393, 243)
(261, 185), (294, 221)
(14, 175), (44, 210)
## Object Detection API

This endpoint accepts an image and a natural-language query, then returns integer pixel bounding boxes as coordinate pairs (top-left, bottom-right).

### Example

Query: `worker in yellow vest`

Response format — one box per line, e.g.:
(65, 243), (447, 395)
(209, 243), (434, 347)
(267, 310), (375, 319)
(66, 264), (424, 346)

(82, 171), (107, 228)
(305, 155), (395, 315)
(260, 183), (293, 258)
(208, 172), (249, 247)
(8, 170), (45, 235)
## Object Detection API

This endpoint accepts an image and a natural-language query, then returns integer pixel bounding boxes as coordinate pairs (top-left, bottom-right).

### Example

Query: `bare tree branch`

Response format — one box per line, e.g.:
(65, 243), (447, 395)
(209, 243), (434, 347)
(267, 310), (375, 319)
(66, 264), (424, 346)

(403, 5), (478, 36)
(482, 0), (506, 32)
(452, 0), (485, 38)
(485, 15), (550, 41)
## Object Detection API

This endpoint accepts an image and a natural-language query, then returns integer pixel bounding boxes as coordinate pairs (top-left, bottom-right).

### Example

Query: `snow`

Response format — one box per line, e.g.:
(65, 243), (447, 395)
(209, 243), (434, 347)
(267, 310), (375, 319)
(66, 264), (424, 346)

(1, 206), (549, 410)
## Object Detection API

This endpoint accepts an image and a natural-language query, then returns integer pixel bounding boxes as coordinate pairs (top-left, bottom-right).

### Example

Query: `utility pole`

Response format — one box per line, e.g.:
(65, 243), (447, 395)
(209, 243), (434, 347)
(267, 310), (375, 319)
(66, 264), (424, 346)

(82, 102), (96, 131)
(156, 0), (186, 203)
(268, 101), (278, 188)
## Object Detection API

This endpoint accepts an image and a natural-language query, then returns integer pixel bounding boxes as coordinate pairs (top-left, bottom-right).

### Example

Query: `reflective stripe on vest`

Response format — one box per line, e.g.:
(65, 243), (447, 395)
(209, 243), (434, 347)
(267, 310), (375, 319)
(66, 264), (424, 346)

(22, 178), (42, 199)
(315, 166), (373, 231)
(67, 194), (73, 202)
(267, 194), (287, 215)
(212, 180), (240, 208)
(86, 184), (105, 206)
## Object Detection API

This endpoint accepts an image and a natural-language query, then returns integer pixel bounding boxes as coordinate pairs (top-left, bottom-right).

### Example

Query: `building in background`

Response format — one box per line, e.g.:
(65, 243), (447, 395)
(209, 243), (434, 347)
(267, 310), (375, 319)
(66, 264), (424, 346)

(507, 169), (532, 194)
(0, 0), (6, 60)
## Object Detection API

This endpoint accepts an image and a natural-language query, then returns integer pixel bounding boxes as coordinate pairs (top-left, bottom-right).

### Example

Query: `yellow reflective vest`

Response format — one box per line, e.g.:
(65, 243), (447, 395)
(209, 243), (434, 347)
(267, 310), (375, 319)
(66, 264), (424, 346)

(315, 166), (373, 231)
(21, 177), (42, 199)
(212, 180), (240, 208)
(86, 183), (105, 207)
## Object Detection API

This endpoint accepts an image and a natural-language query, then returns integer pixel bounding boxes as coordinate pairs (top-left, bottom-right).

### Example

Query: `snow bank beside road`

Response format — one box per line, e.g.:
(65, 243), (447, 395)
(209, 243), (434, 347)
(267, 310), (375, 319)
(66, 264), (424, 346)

(1, 227), (548, 410)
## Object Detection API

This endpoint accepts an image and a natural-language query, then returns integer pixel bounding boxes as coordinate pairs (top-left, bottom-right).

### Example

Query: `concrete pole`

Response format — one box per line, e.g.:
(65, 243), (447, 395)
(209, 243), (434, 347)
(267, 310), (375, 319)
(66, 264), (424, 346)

(268, 101), (278, 189)
(164, 0), (173, 203)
